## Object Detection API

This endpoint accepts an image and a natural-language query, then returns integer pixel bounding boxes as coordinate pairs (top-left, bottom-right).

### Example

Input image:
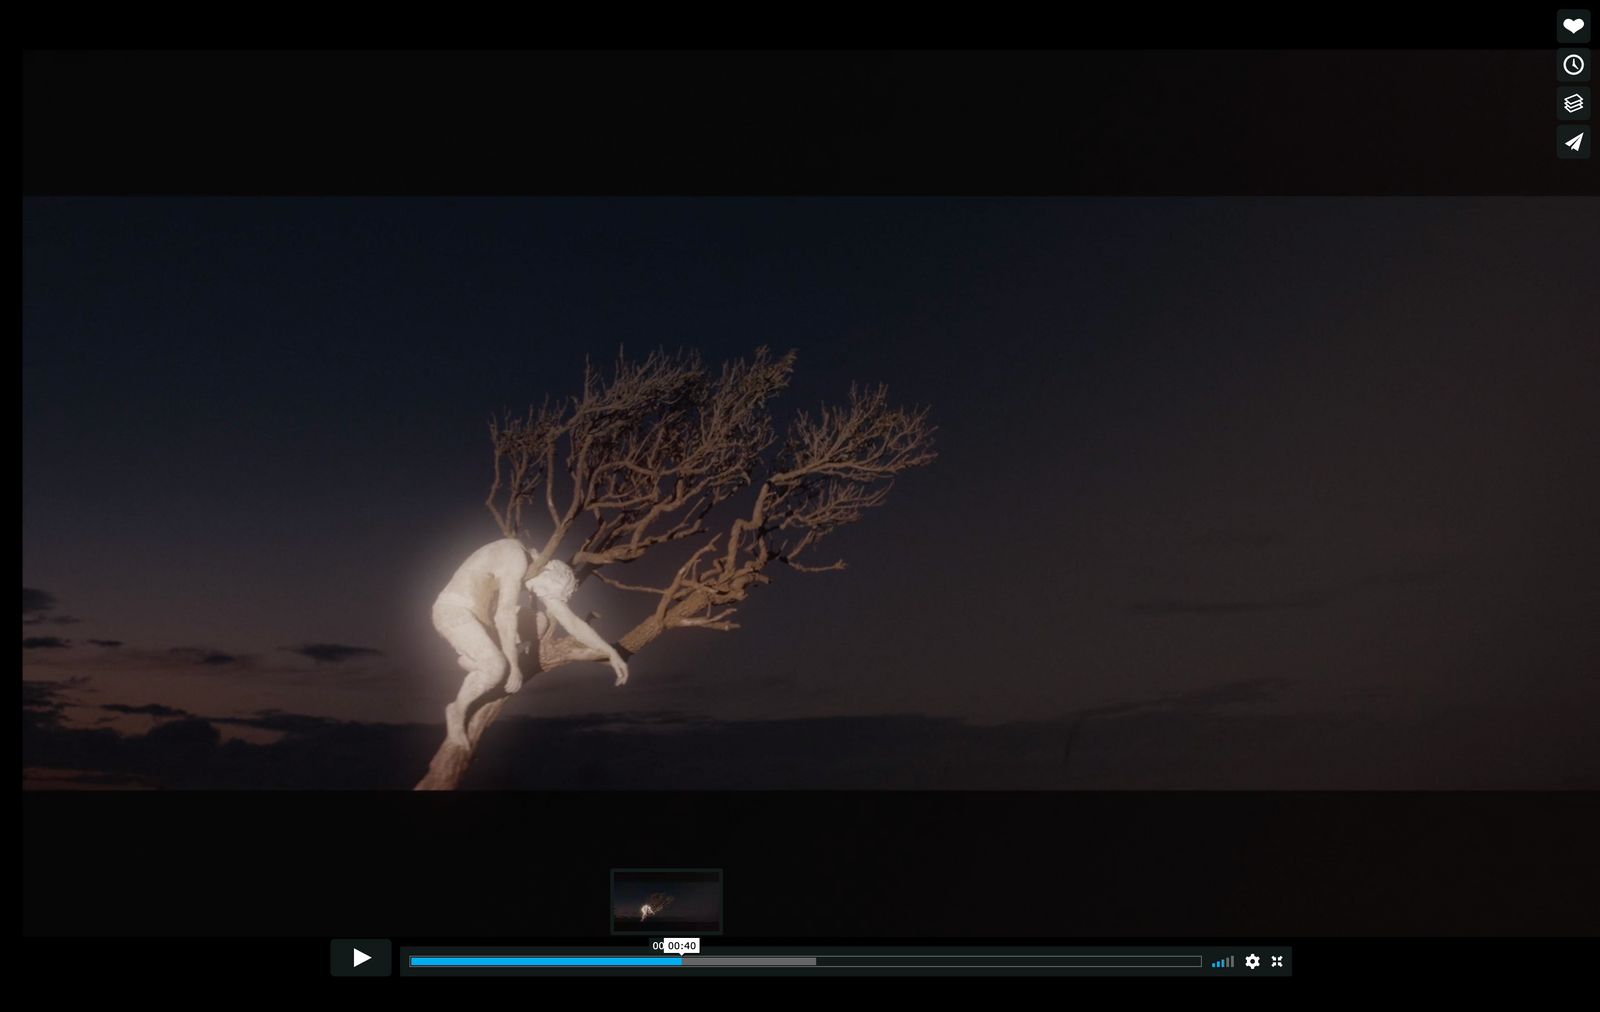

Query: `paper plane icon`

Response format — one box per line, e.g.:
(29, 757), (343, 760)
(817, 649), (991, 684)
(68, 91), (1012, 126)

(1566, 132), (1585, 151)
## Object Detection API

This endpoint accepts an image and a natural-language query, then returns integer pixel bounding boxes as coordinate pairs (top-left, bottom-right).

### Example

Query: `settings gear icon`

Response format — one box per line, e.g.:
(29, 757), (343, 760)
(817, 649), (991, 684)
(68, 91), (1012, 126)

(1245, 953), (1261, 970)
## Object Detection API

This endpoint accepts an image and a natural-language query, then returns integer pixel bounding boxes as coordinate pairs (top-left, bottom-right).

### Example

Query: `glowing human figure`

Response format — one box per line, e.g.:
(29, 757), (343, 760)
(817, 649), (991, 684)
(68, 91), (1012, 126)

(524, 558), (629, 688)
(434, 538), (628, 749)
(639, 893), (673, 922)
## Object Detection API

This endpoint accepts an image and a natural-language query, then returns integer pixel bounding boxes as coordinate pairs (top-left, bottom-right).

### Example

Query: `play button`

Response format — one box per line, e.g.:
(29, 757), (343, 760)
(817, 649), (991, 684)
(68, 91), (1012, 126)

(331, 938), (391, 976)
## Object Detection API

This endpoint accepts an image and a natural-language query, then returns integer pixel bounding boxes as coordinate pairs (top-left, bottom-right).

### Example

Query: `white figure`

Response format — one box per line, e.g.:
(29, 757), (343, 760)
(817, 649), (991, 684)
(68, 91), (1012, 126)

(639, 892), (673, 922)
(434, 538), (629, 750)
(525, 558), (629, 688)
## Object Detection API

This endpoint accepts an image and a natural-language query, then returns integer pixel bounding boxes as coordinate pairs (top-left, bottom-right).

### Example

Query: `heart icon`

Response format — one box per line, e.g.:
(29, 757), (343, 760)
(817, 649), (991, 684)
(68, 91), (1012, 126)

(1565, 18), (1586, 33)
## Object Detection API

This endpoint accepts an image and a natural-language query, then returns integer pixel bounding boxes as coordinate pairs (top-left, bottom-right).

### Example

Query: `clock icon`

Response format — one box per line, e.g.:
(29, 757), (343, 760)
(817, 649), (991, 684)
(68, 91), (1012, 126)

(1560, 50), (1591, 81)
(1566, 54), (1586, 75)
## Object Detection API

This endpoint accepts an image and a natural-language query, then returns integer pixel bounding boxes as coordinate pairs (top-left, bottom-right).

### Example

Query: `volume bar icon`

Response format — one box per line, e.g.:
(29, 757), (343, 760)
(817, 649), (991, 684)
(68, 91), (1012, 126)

(1209, 955), (1236, 968)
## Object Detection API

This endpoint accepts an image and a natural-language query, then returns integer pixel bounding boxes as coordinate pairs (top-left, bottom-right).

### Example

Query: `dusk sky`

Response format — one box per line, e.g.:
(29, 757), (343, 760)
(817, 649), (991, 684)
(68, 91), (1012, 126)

(21, 197), (1600, 788)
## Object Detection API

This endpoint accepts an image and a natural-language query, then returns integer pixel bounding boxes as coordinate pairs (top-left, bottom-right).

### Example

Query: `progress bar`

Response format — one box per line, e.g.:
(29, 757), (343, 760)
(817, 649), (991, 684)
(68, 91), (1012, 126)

(411, 956), (826, 967)
(410, 955), (1196, 968)
(400, 949), (1290, 975)
(412, 957), (689, 967)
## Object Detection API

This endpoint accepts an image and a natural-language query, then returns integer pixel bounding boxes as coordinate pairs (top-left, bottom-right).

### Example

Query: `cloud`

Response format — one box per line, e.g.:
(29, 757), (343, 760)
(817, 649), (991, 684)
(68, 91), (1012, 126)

(23, 704), (428, 789)
(24, 680), (69, 727)
(22, 587), (57, 615)
(23, 636), (72, 650)
(88, 639), (124, 648)
(287, 643), (385, 664)
(23, 613), (81, 626)
(142, 716), (222, 748)
(23, 676), (91, 732)
(22, 696), (1600, 790)
(209, 709), (344, 735)
(102, 702), (192, 718)
(167, 647), (240, 666)
(20, 587), (83, 626)
(23, 675), (1297, 789)
(11, 684), (1292, 791)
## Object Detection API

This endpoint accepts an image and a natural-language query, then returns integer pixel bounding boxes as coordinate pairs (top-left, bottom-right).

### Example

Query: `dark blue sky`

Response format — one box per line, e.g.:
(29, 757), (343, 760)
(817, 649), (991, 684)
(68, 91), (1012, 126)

(21, 197), (1600, 787)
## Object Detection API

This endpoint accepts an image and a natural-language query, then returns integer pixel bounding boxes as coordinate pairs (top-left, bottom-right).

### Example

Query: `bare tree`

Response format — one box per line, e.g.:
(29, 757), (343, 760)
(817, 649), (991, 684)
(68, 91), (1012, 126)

(416, 348), (936, 790)
(640, 892), (675, 922)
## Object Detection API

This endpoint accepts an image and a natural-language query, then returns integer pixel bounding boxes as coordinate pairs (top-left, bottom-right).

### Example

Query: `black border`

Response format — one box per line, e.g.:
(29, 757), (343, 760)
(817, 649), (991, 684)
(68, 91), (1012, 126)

(23, 792), (1599, 940)
(22, 47), (1599, 196)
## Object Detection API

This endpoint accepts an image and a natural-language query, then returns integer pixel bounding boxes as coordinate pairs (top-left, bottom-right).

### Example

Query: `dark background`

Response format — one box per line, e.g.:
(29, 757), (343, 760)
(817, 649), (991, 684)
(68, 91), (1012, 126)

(23, 793), (1598, 937)
(21, 41), (1599, 196)
(20, 43), (1600, 972)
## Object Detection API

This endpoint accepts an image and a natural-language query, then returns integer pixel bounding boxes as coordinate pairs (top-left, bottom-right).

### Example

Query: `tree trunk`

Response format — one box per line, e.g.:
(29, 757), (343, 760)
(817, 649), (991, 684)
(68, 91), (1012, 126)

(412, 609), (685, 790)
(414, 695), (511, 790)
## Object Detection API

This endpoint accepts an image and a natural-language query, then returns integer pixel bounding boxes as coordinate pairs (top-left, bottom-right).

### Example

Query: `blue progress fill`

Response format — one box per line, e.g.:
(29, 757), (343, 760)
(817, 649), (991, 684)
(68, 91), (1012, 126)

(411, 956), (683, 967)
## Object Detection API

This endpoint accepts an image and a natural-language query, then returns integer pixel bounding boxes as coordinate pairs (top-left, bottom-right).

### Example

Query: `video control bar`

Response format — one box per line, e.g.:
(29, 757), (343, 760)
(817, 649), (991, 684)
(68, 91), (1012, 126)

(332, 942), (1295, 977)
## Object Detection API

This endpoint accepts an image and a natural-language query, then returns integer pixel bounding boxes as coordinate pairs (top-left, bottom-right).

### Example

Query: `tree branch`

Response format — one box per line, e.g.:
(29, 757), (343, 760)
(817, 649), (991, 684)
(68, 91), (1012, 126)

(420, 347), (936, 789)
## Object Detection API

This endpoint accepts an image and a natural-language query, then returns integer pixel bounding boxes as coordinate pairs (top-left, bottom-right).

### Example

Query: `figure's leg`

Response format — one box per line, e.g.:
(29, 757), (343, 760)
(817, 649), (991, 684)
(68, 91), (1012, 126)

(438, 615), (509, 749)
(446, 667), (502, 749)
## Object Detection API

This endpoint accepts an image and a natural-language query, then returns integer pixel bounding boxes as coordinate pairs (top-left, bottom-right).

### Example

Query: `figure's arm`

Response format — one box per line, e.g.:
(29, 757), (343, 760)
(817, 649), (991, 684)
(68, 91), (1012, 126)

(494, 596), (521, 674)
(493, 553), (526, 680)
(541, 596), (629, 686)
